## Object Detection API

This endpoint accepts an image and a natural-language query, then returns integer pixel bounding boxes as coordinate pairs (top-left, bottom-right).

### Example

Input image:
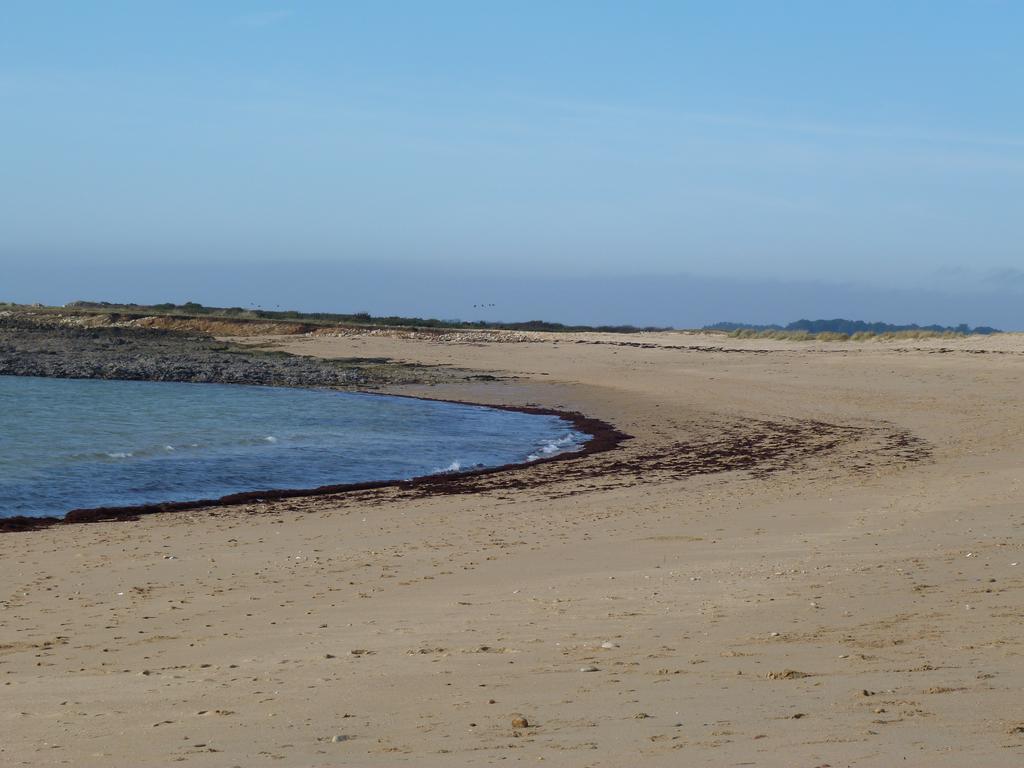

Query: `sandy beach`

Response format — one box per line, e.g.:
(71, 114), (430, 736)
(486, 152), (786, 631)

(3, 329), (1024, 767)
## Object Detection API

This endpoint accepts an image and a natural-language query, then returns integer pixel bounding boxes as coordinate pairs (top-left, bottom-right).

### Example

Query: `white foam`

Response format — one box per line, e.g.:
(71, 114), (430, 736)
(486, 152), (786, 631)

(264, 436), (278, 443)
(106, 451), (133, 459)
(527, 434), (580, 461)
(436, 460), (461, 473)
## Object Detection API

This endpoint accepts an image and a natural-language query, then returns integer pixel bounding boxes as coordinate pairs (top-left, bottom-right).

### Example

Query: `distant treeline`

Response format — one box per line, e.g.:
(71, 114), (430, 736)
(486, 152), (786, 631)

(705, 318), (1001, 336)
(60, 301), (668, 334)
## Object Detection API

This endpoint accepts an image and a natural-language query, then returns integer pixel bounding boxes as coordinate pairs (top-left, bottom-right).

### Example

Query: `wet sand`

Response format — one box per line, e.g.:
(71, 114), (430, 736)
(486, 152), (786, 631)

(3, 330), (1024, 766)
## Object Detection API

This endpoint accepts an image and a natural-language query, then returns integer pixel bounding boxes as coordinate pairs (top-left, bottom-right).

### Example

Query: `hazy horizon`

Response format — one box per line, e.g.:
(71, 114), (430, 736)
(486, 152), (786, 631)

(3, 3), (1022, 327)
(5, 260), (1022, 330)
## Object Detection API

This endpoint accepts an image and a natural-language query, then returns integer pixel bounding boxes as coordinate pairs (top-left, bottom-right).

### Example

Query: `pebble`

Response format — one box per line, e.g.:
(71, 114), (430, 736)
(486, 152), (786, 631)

(331, 735), (349, 743)
(579, 665), (600, 673)
(511, 715), (529, 728)
(3, 321), (373, 390)
(600, 641), (618, 649)
(766, 669), (811, 680)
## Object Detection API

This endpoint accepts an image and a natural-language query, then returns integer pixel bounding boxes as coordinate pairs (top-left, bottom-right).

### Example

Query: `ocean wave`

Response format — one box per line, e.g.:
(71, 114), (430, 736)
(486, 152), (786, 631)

(435, 460), (462, 473)
(527, 433), (581, 461)
(102, 435), (279, 457)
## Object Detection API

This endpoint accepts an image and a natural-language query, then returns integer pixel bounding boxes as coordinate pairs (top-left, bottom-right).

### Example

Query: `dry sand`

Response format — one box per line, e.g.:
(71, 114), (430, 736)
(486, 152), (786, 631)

(3, 330), (1024, 766)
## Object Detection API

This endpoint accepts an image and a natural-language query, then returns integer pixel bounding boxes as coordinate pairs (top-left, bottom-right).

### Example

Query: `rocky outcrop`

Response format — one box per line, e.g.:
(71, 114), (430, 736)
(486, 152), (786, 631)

(0, 316), (448, 389)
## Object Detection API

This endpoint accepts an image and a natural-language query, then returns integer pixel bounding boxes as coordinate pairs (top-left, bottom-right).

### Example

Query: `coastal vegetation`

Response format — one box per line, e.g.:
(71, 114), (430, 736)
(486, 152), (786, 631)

(1, 302), (1004, 341)
(48, 301), (668, 334)
(705, 318), (1001, 341)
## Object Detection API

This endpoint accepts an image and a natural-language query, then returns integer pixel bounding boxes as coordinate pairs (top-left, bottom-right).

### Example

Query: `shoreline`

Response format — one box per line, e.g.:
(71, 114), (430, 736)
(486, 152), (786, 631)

(5, 328), (1024, 765)
(0, 316), (634, 531)
(0, 383), (631, 533)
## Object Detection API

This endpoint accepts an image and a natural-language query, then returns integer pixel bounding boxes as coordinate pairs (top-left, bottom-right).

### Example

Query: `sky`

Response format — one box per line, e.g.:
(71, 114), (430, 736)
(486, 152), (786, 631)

(2, 2), (1022, 327)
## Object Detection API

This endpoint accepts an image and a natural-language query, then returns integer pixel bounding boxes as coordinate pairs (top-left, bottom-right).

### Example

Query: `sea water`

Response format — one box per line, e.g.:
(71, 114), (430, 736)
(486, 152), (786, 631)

(0, 376), (588, 518)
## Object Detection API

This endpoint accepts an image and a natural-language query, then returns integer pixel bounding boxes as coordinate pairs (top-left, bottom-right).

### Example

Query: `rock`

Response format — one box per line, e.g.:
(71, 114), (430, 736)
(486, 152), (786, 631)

(579, 665), (600, 673)
(330, 735), (349, 743)
(766, 669), (812, 680)
(0, 318), (439, 396)
(600, 641), (618, 649)
(511, 714), (529, 728)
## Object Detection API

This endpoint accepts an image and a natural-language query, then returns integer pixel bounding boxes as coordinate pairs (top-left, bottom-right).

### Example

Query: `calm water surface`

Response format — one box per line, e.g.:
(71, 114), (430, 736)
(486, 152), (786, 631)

(0, 376), (587, 518)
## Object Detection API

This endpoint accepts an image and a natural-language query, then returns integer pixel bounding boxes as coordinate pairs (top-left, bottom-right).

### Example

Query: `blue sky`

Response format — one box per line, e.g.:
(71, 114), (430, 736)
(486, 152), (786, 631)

(2, 2), (1022, 326)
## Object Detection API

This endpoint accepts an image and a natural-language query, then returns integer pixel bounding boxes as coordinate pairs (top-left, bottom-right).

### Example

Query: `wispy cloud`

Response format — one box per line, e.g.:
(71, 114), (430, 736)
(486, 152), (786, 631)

(985, 267), (1024, 286)
(235, 9), (293, 28)
(520, 95), (1024, 153)
(927, 266), (1024, 294)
